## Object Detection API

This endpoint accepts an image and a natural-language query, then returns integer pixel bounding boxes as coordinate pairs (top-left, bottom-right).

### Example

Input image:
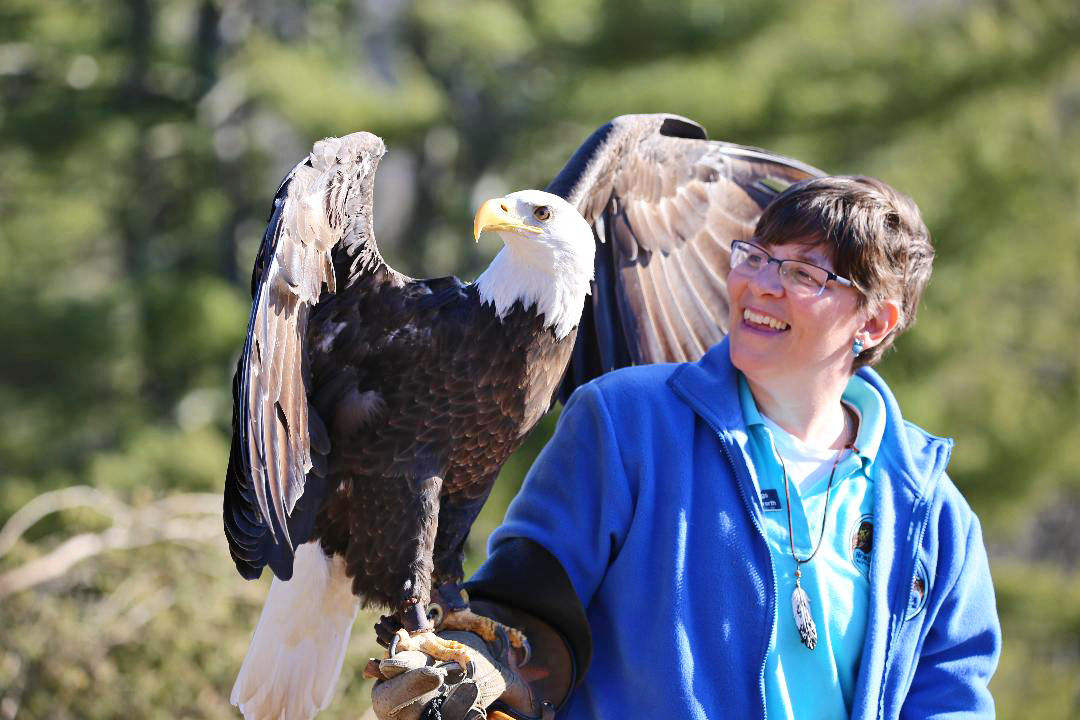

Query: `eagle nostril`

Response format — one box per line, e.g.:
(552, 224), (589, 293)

(500, 203), (509, 213)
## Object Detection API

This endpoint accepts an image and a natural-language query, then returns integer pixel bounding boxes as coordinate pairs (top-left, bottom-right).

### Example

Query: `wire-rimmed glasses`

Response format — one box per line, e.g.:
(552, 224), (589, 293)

(729, 239), (855, 297)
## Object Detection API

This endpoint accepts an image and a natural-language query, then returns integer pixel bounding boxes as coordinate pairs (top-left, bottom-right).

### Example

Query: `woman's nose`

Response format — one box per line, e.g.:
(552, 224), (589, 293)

(748, 260), (785, 296)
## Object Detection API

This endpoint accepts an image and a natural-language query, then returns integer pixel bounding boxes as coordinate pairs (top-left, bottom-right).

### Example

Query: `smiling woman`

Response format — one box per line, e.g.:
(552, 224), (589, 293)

(727, 176), (928, 451)
(373, 173), (1001, 720)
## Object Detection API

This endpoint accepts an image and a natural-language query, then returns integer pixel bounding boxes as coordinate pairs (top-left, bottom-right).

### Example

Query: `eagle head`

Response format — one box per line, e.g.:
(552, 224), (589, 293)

(473, 190), (594, 339)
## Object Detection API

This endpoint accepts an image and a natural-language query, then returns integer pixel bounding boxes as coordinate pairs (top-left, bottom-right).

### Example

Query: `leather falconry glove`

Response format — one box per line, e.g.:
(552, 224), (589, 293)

(368, 629), (551, 720)
(370, 549), (582, 720)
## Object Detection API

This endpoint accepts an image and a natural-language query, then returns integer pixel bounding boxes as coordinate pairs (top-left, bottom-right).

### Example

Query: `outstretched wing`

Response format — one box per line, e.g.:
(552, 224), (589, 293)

(225, 132), (397, 580)
(550, 114), (825, 400)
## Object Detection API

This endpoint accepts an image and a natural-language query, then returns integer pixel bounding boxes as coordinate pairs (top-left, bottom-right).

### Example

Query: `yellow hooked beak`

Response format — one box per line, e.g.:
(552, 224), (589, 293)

(473, 198), (543, 242)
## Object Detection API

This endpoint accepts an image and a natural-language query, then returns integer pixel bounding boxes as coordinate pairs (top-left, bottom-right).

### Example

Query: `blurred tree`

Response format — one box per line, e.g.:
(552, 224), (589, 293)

(1, 0), (1078, 717)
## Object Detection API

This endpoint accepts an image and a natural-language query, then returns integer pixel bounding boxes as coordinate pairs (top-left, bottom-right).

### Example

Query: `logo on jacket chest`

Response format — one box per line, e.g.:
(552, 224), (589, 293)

(849, 514), (874, 579)
(906, 559), (929, 620)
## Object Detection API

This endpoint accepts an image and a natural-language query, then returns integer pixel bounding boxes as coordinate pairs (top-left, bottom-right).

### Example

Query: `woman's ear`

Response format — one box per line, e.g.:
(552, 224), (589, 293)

(860, 299), (901, 350)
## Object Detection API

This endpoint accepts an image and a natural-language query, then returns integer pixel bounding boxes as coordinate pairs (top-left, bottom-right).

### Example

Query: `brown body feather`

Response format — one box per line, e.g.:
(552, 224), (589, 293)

(308, 281), (575, 608)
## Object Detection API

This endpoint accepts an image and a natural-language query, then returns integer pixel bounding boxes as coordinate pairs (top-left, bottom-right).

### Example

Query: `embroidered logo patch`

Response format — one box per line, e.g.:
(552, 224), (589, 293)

(906, 560), (929, 620)
(760, 488), (782, 512)
(849, 514), (874, 579)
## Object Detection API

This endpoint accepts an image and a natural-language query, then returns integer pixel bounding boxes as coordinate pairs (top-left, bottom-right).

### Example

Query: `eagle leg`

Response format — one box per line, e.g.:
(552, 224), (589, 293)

(430, 582), (532, 665)
(369, 475), (482, 669)
(400, 597), (430, 634)
(381, 474), (443, 634)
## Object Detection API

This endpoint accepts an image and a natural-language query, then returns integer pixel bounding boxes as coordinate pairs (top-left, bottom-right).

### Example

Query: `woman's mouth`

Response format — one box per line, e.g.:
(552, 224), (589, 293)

(742, 308), (790, 331)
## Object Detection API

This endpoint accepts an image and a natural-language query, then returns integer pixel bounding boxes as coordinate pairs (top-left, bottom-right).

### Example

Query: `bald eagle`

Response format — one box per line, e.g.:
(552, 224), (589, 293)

(225, 115), (822, 719)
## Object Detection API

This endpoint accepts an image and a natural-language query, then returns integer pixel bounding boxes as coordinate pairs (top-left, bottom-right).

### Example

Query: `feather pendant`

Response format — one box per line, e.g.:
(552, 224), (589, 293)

(791, 582), (818, 650)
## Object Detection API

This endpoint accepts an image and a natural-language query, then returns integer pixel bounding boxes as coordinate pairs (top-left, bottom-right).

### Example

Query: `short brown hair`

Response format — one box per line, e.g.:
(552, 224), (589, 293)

(753, 175), (934, 368)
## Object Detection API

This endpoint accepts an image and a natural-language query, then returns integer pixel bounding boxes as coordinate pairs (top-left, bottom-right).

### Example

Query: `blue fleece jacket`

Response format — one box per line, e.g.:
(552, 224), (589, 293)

(489, 339), (1000, 719)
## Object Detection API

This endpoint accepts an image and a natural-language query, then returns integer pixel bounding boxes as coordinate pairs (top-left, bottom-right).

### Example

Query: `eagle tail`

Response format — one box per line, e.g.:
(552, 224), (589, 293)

(231, 542), (359, 720)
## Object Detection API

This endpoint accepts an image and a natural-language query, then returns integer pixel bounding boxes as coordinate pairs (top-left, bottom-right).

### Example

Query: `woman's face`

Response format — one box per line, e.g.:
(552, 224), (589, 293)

(727, 241), (865, 386)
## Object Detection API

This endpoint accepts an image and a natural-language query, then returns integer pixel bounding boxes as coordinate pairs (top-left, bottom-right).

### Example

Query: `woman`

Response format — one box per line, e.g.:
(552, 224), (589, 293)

(371, 176), (1000, 720)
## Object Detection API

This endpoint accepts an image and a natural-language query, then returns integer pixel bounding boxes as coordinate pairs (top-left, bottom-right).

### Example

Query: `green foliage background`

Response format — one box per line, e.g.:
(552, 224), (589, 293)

(1, 0), (1078, 717)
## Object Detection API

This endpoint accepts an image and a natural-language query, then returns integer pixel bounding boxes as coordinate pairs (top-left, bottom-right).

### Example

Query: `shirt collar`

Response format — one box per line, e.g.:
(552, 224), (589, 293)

(842, 373), (885, 467)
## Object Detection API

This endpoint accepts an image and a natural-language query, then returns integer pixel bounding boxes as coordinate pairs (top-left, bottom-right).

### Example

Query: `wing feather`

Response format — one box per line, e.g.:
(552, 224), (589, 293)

(553, 114), (825, 399)
(639, 258), (684, 361)
(662, 251), (718, 356)
(225, 131), (396, 579)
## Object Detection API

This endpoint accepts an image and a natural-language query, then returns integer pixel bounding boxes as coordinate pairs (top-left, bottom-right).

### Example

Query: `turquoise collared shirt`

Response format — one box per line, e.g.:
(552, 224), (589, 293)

(737, 373), (886, 719)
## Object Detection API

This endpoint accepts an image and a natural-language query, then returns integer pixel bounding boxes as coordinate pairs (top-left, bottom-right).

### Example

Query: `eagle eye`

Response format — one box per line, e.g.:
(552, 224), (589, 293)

(533, 205), (552, 222)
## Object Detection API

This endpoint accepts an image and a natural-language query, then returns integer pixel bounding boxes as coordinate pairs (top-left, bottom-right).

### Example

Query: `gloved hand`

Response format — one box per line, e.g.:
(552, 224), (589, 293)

(368, 630), (545, 720)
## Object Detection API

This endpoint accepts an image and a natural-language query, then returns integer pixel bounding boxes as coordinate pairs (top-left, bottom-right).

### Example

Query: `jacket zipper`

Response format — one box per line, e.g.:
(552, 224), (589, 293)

(719, 435), (776, 720)
(875, 484), (937, 720)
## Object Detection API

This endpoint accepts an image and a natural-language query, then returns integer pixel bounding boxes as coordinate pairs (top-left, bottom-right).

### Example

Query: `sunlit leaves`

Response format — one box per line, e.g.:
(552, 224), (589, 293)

(2, 0), (1079, 716)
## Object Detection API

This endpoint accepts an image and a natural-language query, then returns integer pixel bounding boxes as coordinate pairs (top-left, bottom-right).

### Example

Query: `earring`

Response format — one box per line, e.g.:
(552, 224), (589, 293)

(852, 337), (864, 356)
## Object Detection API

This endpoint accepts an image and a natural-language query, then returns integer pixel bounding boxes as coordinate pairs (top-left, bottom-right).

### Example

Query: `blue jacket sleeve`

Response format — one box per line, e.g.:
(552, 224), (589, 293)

(901, 512), (1001, 719)
(488, 381), (635, 606)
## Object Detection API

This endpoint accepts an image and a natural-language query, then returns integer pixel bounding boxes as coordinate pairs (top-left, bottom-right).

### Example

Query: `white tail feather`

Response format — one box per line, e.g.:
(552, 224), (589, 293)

(231, 542), (360, 720)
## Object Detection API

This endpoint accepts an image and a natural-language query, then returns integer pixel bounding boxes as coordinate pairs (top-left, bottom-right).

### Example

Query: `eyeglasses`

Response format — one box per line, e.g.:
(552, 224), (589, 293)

(729, 239), (855, 297)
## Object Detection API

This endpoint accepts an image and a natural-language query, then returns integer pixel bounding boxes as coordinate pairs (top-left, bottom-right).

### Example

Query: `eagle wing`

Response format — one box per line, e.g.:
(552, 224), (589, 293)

(550, 114), (825, 399)
(225, 132), (399, 579)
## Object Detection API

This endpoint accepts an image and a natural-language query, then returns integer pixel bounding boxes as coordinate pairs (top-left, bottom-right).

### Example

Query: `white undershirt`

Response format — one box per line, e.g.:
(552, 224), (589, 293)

(760, 414), (849, 492)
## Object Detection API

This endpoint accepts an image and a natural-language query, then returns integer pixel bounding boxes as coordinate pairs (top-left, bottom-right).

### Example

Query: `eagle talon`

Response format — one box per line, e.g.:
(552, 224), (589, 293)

(388, 629), (405, 658)
(496, 626), (530, 666)
(517, 636), (532, 667)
